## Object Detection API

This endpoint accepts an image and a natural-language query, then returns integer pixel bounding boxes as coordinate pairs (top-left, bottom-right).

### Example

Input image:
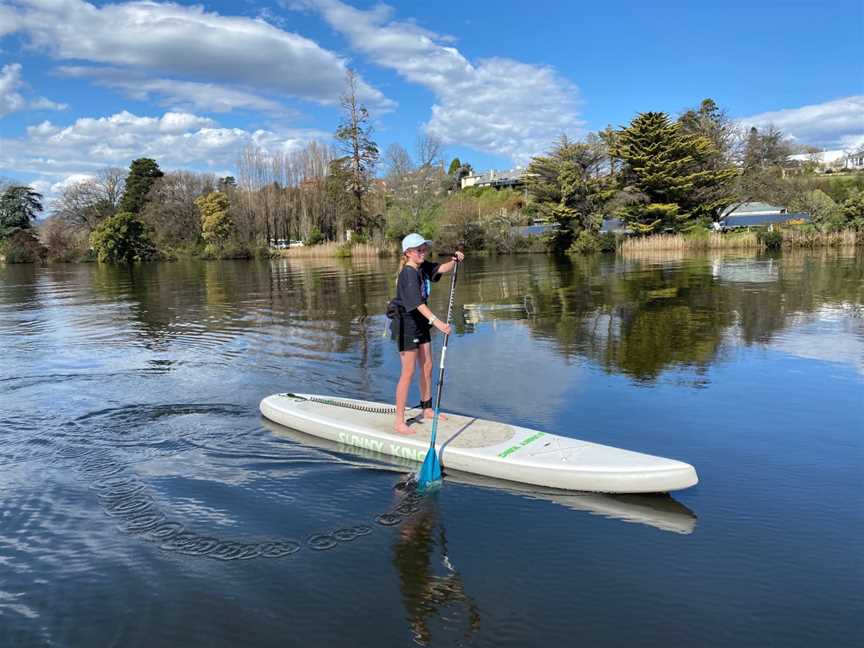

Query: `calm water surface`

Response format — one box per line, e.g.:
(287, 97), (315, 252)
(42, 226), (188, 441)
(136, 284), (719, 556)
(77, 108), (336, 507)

(1, 251), (862, 647)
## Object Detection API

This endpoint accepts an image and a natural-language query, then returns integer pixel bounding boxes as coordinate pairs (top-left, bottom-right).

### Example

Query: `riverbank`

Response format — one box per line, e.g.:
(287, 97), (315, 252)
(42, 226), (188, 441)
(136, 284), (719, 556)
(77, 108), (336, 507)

(619, 228), (859, 253)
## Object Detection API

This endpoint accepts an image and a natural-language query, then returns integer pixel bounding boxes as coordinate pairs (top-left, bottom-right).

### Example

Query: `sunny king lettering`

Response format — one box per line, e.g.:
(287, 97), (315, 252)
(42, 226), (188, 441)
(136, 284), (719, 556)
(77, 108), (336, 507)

(498, 432), (546, 459)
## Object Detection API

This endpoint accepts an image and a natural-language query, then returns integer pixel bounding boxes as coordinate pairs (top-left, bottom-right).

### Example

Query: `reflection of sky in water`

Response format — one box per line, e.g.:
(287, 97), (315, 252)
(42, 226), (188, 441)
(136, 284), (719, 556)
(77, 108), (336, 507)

(711, 258), (780, 283)
(771, 306), (864, 375)
(445, 320), (585, 428)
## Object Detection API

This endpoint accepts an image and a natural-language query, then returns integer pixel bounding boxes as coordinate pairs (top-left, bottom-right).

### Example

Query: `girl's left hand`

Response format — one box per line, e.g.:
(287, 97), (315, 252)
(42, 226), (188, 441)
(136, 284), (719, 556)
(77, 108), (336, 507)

(452, 251), (465, 263)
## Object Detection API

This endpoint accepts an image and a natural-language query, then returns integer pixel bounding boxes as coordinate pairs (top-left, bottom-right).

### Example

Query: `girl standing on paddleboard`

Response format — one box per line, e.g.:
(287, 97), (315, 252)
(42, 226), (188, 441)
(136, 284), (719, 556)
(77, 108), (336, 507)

(389, 233), (464, 435)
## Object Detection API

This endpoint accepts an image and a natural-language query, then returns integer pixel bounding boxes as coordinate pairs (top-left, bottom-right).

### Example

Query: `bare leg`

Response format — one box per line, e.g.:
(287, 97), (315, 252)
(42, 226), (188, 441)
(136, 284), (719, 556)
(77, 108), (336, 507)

(394, 349), (417, 435)
(417, 342), (445, 420)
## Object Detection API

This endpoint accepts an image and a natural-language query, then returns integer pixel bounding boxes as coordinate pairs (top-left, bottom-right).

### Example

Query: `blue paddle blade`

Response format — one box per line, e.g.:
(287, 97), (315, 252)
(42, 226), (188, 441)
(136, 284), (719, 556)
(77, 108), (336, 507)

(417, 446), (442, 491)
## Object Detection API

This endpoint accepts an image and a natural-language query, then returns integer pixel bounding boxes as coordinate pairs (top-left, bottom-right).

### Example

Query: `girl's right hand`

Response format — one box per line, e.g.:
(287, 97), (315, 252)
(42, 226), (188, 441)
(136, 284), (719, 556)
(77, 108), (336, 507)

(436, 320), (452, 335)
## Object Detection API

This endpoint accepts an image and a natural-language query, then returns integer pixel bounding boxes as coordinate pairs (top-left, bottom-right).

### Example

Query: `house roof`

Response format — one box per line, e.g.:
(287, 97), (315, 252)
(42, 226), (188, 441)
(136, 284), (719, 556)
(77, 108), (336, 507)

(721, 202), (785, 217)
(722, 212), (811, 228)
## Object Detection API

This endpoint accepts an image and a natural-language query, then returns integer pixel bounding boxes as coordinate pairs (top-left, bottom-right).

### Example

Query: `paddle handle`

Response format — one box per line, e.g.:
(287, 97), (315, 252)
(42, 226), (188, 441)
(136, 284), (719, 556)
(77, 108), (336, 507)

(430, 261), (459, 445)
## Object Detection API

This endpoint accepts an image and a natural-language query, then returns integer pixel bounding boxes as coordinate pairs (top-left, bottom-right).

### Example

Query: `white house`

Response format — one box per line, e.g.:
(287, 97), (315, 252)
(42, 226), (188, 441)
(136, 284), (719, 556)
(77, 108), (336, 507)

(787, 149), (864, 170)
(461, 168), (525, 190)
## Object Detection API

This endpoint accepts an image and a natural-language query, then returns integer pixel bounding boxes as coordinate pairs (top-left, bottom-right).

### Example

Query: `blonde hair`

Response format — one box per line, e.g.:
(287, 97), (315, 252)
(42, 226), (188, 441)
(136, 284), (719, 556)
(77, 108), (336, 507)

(396, 252), (408, 281)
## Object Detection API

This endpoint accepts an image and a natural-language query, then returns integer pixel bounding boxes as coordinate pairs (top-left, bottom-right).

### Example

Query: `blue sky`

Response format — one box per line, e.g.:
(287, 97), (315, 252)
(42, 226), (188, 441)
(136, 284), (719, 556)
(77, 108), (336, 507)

(1, 0), (862, 200)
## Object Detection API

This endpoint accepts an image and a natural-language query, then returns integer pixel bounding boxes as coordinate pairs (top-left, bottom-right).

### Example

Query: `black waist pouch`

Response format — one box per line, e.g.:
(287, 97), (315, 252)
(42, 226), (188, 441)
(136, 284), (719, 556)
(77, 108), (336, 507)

(385, 300), (403, 319)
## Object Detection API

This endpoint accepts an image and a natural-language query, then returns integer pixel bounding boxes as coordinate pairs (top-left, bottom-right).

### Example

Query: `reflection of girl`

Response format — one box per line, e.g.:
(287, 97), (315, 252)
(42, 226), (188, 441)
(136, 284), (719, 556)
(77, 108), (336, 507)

(392, 499), (481, 645)
(390, 233), (464, 435)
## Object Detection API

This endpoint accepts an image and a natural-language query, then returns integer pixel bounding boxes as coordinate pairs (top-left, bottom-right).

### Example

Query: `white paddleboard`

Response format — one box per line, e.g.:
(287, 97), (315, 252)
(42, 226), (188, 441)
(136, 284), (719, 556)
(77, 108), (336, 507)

(261, 419), (698, 534)
(259, 393), (698, 494)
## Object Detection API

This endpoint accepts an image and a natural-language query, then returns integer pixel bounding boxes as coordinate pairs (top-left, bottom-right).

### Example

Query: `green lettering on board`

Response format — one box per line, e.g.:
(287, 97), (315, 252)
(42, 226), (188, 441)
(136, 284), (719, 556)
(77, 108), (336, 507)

(497, 432), (546, 459)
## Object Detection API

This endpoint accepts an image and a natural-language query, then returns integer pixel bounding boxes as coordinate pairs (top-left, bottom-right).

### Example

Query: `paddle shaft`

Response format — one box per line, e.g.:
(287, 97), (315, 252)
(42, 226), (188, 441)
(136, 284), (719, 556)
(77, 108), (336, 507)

(430, 260), (459, 445)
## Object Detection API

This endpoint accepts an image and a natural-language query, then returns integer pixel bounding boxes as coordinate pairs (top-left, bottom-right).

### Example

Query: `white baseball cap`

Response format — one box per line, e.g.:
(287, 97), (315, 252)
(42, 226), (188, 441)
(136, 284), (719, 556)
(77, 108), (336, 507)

(401, 233), (433, 253)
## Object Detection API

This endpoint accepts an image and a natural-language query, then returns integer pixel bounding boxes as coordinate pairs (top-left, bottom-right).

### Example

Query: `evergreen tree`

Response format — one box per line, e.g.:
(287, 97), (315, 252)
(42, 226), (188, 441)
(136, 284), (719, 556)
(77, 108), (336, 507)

(0, 185), (43, 239)
(89, 211), (157, 263)
(613, 112), (736, 233)
(445, 159), (473, 192)
(334, 70), (379, 234)
(526, 135), (614, 251)
(197, 191), (234, 251)
(678, 99), (733, 163)
(119, 158), (163, 214)
(840, 189), (864, 230)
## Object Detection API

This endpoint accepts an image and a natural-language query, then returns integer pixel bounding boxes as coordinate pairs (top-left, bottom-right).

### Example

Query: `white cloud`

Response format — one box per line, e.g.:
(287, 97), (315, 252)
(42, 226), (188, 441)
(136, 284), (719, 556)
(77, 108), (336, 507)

(739, 96), (864, 151)
(0, 109), (329, 198)
(57, 66), (291, 115)
(0, 5), (20, 37)
(4, 0), (394, 110)
(50, 173), (97, 194)
(0, 63), (26, 116)
(0, 63), (66, 117)
(303, 0), (583, 162)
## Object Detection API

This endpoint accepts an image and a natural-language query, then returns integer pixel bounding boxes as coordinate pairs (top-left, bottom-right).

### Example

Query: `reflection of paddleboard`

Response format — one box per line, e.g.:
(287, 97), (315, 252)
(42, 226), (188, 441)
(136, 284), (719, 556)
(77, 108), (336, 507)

(259, 393), (698, 494)
(260, 419), (697, 535)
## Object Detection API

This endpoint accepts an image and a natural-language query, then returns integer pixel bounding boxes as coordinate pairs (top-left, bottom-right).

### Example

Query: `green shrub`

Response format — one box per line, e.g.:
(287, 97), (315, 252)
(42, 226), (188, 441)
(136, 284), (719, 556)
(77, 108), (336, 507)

(90, 212), (157, 263)
(840, 189), (864, 230)
(305, 228), (325, 246)
(598, 232), (618, 252)
(568, 230), (600, 254)
(758, 228), (783, 249)
(334, 242), (353, 258)
(1, 230), (45, 263)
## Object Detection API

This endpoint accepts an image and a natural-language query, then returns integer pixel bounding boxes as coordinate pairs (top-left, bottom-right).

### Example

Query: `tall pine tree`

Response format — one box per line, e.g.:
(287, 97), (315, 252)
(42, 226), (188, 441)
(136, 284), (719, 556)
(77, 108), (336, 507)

(119, 158), (164, 214)
(613, 112), (736, 233)
(526, 135), (614, 251)
(334, 70), (379, 235)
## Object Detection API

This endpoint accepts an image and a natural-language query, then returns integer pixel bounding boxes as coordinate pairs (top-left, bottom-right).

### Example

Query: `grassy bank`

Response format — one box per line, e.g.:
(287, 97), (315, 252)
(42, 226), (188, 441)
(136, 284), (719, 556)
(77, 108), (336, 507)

(618, 228), (859, 254)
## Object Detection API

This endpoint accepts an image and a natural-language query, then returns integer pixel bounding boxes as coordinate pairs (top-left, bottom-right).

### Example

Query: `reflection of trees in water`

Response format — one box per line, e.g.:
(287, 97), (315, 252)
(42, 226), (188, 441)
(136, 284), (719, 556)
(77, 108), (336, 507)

(459, 249), (863, 383)
(393, 501), (481, 646)
(66, 249), (864, 383)
(86, 259), (394, 372)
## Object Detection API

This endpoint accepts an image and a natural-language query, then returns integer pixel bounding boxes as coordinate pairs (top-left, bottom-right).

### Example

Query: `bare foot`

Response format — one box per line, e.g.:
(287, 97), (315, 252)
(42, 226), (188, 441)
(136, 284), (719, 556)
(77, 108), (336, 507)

(394, 421), (415, 435)
(422, 408), (446, 421)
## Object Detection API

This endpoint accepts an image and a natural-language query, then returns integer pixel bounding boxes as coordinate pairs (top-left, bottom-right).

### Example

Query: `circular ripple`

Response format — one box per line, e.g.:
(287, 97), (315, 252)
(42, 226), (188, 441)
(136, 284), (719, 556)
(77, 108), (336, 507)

(104, 496), (154, 517)
(259, 540), (301, 558)
(352, 524), (372, 537)
(99, 482), (146, 500)
(394, 501), (420, 516)
(92, 474), (139, 491)
(145, 522), (184, 542)
(375, 513), (403, 527)
(79, 459), (126, 478)
(162, 534), (220, 556)
(121, 512), (165, 533)
(307, 533), (338, 551)
(209, 542), (263, 561)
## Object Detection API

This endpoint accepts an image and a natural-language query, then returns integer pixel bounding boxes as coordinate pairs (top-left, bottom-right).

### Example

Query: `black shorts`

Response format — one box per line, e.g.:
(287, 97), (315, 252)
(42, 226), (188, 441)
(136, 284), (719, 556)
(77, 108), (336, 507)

(392, 314), (431, 352)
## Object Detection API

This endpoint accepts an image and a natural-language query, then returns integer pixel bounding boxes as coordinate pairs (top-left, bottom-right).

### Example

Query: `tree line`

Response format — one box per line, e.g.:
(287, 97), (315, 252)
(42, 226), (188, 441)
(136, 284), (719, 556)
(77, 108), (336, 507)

(2, 88), (862, 264)
(525, 100), (864, 253)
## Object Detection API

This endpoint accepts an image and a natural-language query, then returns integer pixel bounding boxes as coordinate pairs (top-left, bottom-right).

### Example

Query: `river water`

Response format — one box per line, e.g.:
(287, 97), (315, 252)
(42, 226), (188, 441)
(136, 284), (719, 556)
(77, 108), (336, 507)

(1, 250), (862, 647)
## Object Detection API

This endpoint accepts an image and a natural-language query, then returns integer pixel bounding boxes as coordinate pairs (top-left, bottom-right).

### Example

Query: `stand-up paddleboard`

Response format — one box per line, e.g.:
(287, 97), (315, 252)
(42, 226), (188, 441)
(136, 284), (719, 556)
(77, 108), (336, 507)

(260, 419), (697, 534)
(259, 393), (698, 494)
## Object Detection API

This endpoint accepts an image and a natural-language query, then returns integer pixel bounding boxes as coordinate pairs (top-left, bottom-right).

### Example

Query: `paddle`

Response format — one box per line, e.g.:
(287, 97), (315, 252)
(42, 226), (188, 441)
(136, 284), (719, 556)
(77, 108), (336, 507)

(417, 257), (460, 492)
